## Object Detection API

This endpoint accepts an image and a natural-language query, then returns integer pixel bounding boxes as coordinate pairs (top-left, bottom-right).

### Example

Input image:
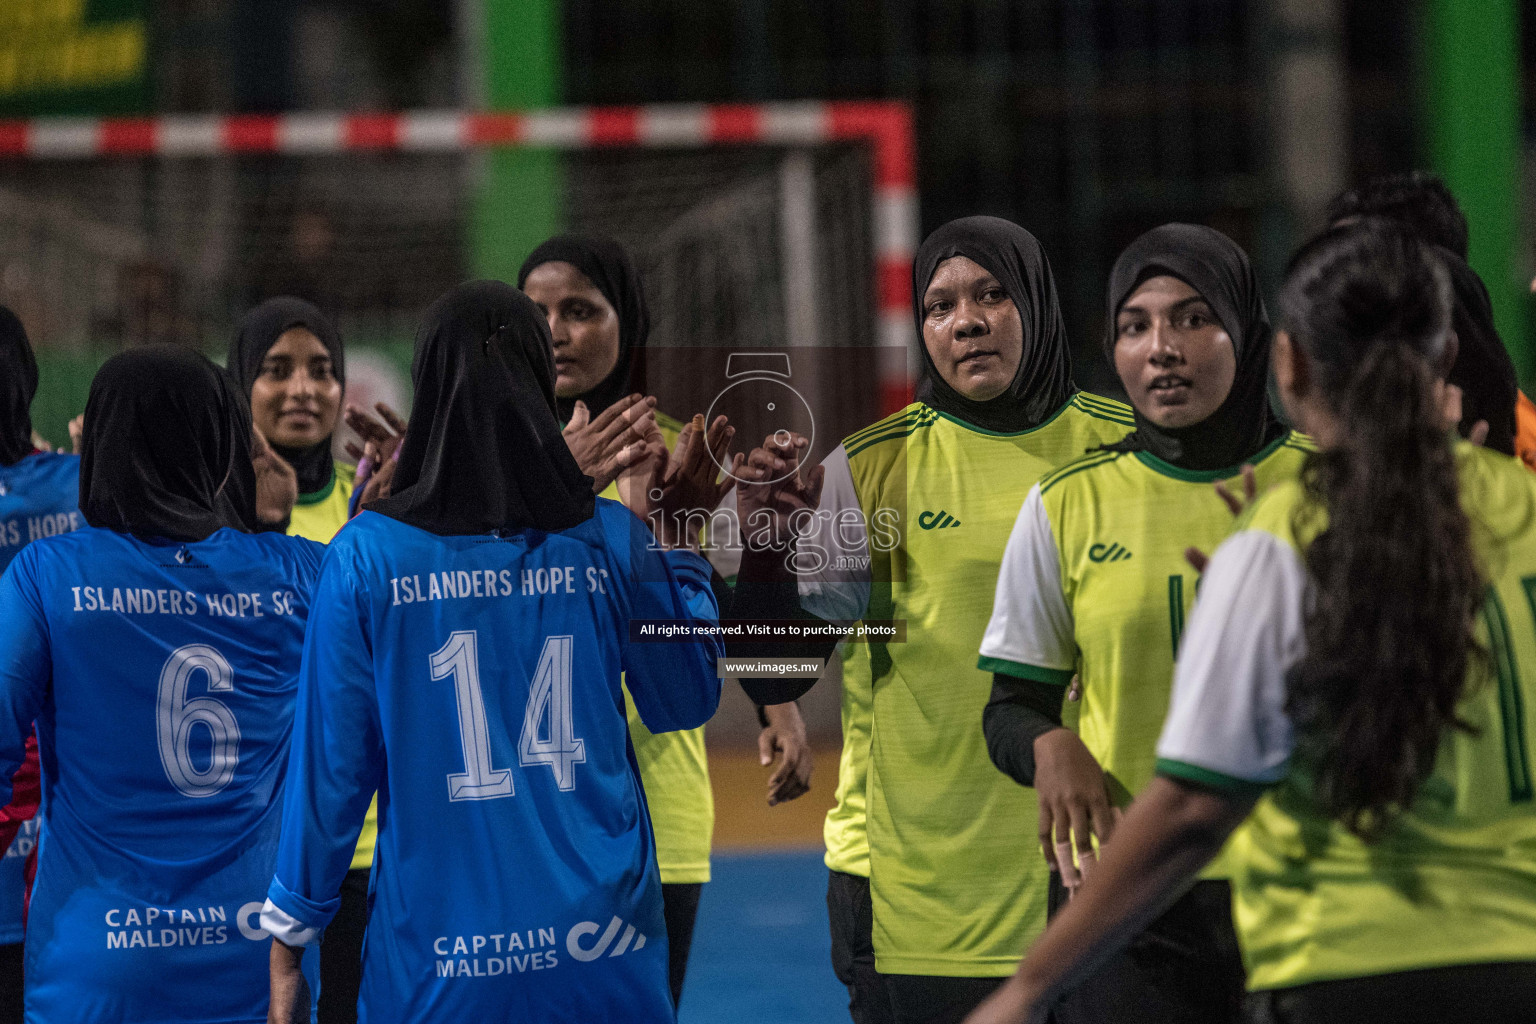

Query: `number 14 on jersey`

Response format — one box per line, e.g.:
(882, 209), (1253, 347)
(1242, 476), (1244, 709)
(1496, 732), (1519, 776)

(433, 631), (587, 801)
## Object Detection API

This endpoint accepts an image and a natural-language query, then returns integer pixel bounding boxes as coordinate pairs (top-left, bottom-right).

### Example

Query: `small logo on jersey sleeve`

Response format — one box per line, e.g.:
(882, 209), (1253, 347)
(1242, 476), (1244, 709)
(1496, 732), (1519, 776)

(917, 510), (961, 530)
(1088, 542), (1132, 563)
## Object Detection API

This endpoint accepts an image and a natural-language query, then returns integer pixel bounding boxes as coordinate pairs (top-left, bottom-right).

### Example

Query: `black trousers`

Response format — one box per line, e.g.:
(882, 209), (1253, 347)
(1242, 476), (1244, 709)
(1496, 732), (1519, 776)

(881, 973), (1006, 1024)
(829, 869), (1003, 1024)
(0, 943), (20, 1024)
(1050, 878), (1245, 1024)
(827, 869), (896, 1024)
(318, 867), (371, 1024)
(1244, 961), (1536, 1024)
(662, 881), (704, 1009)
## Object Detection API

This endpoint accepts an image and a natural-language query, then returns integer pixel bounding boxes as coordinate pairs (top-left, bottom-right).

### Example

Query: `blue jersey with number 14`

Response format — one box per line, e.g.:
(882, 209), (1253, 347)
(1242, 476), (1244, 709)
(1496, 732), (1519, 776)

(263, 500), (723, 1024)
(0, 526), (324, 1024)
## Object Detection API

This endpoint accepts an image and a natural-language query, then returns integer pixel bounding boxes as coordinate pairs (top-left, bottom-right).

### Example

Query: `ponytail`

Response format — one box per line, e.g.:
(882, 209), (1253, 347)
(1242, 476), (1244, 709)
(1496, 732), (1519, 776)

(1280, 222), (1482, 841)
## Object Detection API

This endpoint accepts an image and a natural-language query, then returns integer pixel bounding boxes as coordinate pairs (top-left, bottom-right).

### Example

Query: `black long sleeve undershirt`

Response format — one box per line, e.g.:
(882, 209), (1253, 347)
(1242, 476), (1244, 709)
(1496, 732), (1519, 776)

(727, 546), (841, 705)
(983, 673), (1068, 787)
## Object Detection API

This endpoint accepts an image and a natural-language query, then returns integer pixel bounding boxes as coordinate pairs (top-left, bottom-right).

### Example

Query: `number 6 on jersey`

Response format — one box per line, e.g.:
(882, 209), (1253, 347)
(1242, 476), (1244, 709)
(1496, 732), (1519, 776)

(436, 631), (586, 801)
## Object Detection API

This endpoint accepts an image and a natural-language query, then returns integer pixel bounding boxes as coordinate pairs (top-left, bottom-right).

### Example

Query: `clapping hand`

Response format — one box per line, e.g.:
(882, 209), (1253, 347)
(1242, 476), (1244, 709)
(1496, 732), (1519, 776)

(343, 402), (407, 465)
(735, 432), (824, 553)
(251, 424), (298, 528)
(564, 393), (660, 494)
(634, 414), (736, 551)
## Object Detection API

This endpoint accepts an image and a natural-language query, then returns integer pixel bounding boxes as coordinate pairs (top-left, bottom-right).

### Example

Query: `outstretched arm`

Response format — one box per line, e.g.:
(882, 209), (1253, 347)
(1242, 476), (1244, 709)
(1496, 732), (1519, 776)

(964, 778), (1252, 1024)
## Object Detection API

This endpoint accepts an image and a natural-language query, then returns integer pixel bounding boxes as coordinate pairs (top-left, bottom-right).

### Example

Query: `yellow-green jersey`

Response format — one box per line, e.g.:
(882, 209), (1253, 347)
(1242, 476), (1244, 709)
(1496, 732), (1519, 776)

(287, 458), (356, 546)
(286, 456), (379, 872)
(602, 411), (713, 884)
(823, 640), (873, 877)
(979, 431), (1310, 879)
(797, 395), (1134, 976)
(1155, 442), (1536, 990)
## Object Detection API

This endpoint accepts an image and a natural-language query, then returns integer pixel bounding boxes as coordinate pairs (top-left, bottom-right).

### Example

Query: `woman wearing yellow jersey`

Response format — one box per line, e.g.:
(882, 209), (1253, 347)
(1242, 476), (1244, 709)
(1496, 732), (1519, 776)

(979, 224), (1306, 1022)
(518, 234), (812, 1008)
(968, 222), (1536, 1024)
(226, 297), (364, 1024)
(228, 298), (355, 542)
(734, 216), (1135, 1024)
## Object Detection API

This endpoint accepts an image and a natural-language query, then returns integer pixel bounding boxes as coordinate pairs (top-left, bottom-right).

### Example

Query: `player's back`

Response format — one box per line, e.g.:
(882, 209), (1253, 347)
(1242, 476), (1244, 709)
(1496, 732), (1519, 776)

(0, 451), (80, 952)
(0, 451), (81, 573)
(0, 525), (323, 1024)
(1233, 444), (1536, 988)
(269, 499), (721, 1023)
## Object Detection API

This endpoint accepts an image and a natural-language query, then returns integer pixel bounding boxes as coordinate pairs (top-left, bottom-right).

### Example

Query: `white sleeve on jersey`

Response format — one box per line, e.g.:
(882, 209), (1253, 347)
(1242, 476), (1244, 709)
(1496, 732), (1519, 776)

(978, 484), (1076, 678)
(795, 444), (872, 623)
(703, 487), (742, 580)
(259, 901), (321, 947)
(1155, 529), (1306, 787)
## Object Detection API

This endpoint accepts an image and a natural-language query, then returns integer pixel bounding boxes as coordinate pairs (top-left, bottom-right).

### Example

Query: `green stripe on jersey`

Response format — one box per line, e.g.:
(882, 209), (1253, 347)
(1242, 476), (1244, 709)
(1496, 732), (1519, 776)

(978, 656), (1074, 685)
(1155, 758), (1272, 799)
(1039, 451), (1124, 495)
(1070, 393), (1136, 424)
(846, 419), (936, 458)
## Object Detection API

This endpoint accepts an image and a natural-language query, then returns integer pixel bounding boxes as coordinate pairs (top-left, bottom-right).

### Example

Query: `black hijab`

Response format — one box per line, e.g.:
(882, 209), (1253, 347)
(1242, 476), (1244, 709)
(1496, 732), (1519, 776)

(213, 368), (264, 533)
(1101, 223), (1285, 470)
(1436, 246), (1518, 457)
(0, 306), (38, 467)
(517, 235), (649, 423)
(226, 296), (345, 495)
(911, 217), (1076, 433)
(80, 345), (244, 542)
(368, 280), (594, 536)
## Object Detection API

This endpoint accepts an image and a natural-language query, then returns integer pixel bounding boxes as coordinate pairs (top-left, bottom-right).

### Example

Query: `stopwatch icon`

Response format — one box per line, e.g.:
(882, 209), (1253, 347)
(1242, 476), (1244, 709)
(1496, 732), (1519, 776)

(706, 353), (816, 484)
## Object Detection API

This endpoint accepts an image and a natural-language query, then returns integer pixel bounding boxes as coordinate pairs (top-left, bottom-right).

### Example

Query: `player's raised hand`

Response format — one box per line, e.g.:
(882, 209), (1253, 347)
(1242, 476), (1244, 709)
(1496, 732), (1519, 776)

(343, 401), (406, 463)
(736, 431), (825, 552)
(563, 393), (658, 493)
(354, 437), (401, 507)
(251, 423), (298, 528)
(635, 414), (737, 551)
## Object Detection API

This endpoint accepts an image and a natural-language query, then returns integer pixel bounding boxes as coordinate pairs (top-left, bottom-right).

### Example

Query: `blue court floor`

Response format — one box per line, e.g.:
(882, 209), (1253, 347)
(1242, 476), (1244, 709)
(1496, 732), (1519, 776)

(680, 849), (847, 1024)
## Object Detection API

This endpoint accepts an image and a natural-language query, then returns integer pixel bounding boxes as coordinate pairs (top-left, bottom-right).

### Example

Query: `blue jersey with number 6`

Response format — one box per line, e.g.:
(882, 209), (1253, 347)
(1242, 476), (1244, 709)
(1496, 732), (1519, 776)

(0, 526), (324, 1024)
(0, 451), (83, 947)
(263, 500), (723, 1024)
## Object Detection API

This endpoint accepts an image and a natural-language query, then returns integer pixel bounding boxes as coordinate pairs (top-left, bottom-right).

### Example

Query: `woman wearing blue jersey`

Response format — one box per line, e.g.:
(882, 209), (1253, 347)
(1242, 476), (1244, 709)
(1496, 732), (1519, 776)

(0, 306), (86, 1024)
(263, 281), (724, 1024)
(521, 233), (814, 1007)
(965, 223), (1536, 1024)
(0, 344), (327, 1024)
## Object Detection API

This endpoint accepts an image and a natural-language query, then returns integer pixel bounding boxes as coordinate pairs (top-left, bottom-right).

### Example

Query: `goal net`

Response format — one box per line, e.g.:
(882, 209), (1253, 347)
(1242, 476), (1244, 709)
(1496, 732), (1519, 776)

(0, 102), (917, 449)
